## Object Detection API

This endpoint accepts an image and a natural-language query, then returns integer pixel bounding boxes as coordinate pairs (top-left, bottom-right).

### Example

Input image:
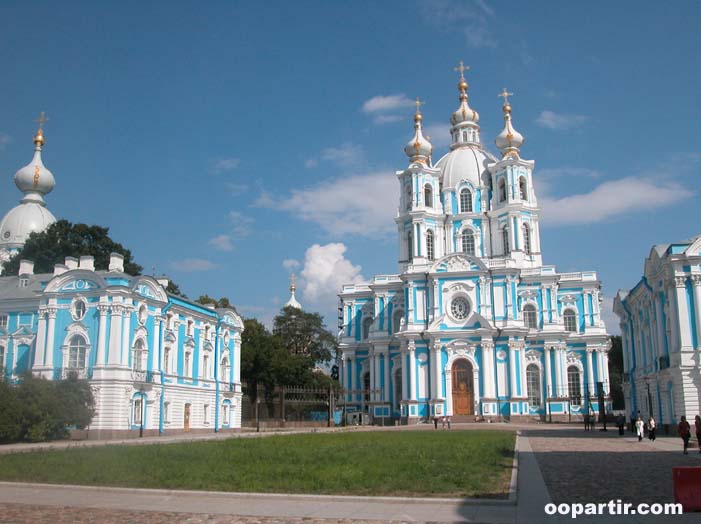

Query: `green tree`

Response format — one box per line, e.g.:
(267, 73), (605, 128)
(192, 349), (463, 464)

(240, 318), (284, 397)
(608, 335), (625, 409)
(2, 220), (142, 275)
(196, 295), (234, 309)
(273, 306), (335, 363)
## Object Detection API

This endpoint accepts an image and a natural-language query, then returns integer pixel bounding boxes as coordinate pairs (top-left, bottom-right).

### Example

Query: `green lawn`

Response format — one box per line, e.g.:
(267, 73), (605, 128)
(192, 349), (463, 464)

(0, 430), (515, 498)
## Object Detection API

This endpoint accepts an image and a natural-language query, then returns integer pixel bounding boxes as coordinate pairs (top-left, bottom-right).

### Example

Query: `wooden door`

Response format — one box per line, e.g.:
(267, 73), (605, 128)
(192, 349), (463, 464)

(184, 404), (191, 432)
(452, 360), (474, 415)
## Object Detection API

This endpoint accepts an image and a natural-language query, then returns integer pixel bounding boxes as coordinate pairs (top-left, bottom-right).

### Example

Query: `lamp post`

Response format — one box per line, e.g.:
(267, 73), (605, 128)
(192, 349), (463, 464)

(645, 378), (653, 418)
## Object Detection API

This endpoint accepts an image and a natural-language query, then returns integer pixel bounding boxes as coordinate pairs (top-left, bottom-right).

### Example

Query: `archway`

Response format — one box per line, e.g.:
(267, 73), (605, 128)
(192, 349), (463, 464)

(451, 359), (474, 415)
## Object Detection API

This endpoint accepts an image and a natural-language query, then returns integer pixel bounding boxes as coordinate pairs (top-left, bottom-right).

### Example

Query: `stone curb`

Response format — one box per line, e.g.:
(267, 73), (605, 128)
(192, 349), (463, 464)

(508, 431), (520, 504)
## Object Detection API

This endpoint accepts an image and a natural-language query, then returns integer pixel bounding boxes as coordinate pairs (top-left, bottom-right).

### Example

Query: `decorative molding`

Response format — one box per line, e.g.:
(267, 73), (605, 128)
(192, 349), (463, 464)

(565, 351), (582, 365)
(674, 276), (687, 288)
(525, 350), (541, 363)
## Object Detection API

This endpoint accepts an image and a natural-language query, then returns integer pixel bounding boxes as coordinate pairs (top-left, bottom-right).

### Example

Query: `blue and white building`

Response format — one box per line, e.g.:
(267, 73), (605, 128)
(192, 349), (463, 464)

(0, 127), (244, 438)
(614, 237), (701, 426)
(339, 69), (611, 423)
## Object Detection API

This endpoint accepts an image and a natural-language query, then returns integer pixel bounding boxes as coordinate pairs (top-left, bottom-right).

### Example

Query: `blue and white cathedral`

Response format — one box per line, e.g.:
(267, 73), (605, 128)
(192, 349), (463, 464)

(339, 66), (611, 423)
(0, 123), (244, 438)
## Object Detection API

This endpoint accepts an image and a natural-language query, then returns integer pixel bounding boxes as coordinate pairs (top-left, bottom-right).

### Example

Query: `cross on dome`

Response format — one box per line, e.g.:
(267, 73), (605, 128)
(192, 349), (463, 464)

(498, 88), (513, 106)
(33, 111), (49, 147)
(34, 111), (49, 130)
(454, 60), (469, 80)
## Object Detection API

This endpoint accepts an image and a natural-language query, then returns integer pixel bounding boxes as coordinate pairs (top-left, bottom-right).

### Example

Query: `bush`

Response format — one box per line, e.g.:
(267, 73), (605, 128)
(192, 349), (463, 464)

(0, 372), (95, 443)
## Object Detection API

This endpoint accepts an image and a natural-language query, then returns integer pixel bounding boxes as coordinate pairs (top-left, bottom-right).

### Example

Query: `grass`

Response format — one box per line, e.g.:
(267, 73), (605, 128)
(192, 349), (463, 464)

(0, 430), (516, 498)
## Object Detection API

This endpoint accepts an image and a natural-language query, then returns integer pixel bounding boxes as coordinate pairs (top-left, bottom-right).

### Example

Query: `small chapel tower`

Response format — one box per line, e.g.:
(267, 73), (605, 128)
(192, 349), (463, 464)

(285, 273), (302, 309)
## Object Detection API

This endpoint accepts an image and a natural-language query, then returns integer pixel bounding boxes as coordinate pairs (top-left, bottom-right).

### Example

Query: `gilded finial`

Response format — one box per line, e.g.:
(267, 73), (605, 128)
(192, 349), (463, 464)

(498, 88), (513, 111)
(454, 60), (470, 93)
(290, 273), (296, 292)
(33, 111), (48, 147)
(414, 97), (425, 122)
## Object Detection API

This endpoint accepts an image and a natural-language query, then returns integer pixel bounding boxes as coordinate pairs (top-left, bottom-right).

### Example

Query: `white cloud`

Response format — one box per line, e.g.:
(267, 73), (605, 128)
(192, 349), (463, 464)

(540, 177), (693, 226)
(373, 114), (405, 125)
(257, 171), (397, 237)
(538, 167), (602, 180)
(600, 296), (621, 335)
(170, 258), (218, 271)
(0, 133), (11, 151)
(300, 243), (365, 314)
(212, 157), (240, 173)
(422, 0), (497, 48)
(305, 142), (364, 169)
(305, 158), (319, 168)
(228, 210), (253, 237)
(226, 182), (249, 195)
(536, 110), (588, 130)
(208, 234), (234, 252)
(282, 258), (300, 271)
(362, 94), (414, 113)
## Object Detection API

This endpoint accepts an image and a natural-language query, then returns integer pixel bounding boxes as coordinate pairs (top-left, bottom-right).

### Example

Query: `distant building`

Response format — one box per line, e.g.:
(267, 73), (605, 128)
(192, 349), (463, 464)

(0, 126), (244, 438)
(614, 237), (701, 426)
(338, 66), (611, 423)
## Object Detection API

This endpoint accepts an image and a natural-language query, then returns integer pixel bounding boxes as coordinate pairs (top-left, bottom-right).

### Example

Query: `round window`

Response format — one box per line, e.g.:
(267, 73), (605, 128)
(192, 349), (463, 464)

(450, 296), (470, 320)
(3, 231), (10, 239)
(138, 305), (148, 325)
(72, 300), (87, 321)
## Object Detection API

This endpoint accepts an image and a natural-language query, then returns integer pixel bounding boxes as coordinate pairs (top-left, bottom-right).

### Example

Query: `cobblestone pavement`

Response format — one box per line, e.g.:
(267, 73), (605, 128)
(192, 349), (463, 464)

(0, 503), (447, 524)
(527, 427), (701, 505)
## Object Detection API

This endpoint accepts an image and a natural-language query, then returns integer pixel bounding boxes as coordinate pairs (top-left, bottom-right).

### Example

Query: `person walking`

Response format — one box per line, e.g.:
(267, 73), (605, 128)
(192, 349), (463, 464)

(635, 416), (645, 442)
(695, 415), (701, 454)
(678, 416), (691, 454)
(647, 416), (657, 441)
(616, 414), (625, 436)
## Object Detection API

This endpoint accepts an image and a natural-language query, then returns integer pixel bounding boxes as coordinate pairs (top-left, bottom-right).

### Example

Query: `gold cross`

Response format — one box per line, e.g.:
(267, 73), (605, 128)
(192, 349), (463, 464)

(498, 88), (513, 105)
(290, 273), (296, 289)
(414, 97), (425, 113)
(34, 111), (49, 130)
(454, 60), (469, 79)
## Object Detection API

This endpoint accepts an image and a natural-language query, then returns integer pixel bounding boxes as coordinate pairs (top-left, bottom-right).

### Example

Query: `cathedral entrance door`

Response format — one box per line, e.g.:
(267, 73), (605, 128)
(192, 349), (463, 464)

(452, 360), (474, 415)
(184, 403), (191, 432)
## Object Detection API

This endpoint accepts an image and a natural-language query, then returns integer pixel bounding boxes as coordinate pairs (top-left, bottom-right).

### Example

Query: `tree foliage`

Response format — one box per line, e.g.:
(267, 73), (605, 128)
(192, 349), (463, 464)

(2, 220), (142, 276)
(197, 294), (234, 309)
(608, 335), (625, 409)
(273, 306), (336, 363)
(0, 372), (95, 443)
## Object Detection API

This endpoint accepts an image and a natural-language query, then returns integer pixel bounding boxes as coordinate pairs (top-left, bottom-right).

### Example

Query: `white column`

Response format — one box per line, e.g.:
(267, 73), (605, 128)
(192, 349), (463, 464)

(508, 343), (517, 398)
(400, 348), (408, 403)
(482, 341), (495, 398)
(544, 347), (553, 397)
(674, 277), (692, 349)
(368, 348), (375, 402)
(551, 285), (559, 322)
(233, 333), (241, 383)
(519, 348), (528, 398)
(409, 341), (417, 401)
(582, 292), (590, 329)
(484, 278), (493, 319)
(692, 276), (701, 349)
(351, 356), (357, 402)
(554, 347), (563, 397)
(95, 304), (109, 368)
(586, 349), (595, 395)
(34, 309), (47, 368)
(108, 304), (123, 366)
(432, 343), (442, 399)
(601, 350), (610, 394)
(121, 301), (133, 367)
(44, 307), (57, 370)
(151, 315), (161, 372)
(373, 352), (381, 402)
(383, 351), (390, 402)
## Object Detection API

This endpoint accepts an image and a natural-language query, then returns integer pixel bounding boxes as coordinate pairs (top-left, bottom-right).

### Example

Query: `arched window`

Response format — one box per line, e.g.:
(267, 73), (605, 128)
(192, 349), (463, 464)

(498, 178), (507, 202)
(0, 345), (5, 369)
(163, 347), (171, 374)
(462, 131), (467, 142)
(426, 230), (435, 261)
(133, 338), (145, 371)
(563, 309), (578, 332)
(362, 316), (373, 339)
(462, 230), (475, 256)
(523, 304), (538, 329)
(72, 300), (87, 321)
(392, 309), (403, 334)
(526, 364), (541, 407)
(519, 177), (528, 200)
(424, 184), (433, 207)
(568, 366), (582, 405)
(68, 335), (87, 370)
(460, 188), (472, 213)
(220, 356), (230, 381)
(405, 184), (412, 210)
(522, 224), (531, 254)
(184, 350), (192, 377)
(502, 228), (510, 256)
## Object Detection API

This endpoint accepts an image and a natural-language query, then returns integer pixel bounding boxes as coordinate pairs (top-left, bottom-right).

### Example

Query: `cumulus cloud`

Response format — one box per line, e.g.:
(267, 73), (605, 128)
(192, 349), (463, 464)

(208, 234), (234, 252)
(282, 258), (301, 271)
(170, 258), (218, 271)
(540, 177), (693, 226)
(536, 110), (588, 130)
(300, 243), (365, 314)
(256, 171), (397, 237)
(362, 94), (414, 113)
(211, 157), (240, 173)
(228, 210), (253, 237)
(600, 296), (620, 335)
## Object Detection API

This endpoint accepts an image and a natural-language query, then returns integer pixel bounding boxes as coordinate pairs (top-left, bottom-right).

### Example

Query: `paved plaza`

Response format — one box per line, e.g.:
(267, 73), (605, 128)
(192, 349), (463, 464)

(0, 424), (699, 523)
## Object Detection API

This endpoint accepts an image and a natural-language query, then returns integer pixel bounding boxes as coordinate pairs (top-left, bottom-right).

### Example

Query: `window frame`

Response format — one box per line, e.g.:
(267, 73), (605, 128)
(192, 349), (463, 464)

(526, 364), (542, 407)
(522, 224), (531, 254)
(523, 304), (538, 329)
(519, 176), (528, 200)
(461, 229), (475, 256)
(424, 183), (433, 208)
(68, 335), (87, 370)
(460, 188), (473, 213)
(502, 228), (510, 256)
(426, 229), (435, 261)
(567, 365), (583, 406)
(498, 178), (507, 202)
(563, 309), (578, 333)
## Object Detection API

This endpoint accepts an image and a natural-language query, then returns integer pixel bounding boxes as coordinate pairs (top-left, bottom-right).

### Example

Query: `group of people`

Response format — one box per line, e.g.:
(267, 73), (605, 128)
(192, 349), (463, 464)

(632, 413), (701, 454)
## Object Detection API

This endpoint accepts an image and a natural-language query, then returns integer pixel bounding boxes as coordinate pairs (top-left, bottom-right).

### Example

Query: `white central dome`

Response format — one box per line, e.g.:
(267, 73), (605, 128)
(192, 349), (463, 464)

(435, 146), (496, 190)
(0, 203), (56, 249)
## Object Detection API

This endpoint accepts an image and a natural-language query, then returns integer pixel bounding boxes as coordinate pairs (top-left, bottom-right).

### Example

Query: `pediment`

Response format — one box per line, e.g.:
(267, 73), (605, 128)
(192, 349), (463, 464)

(432, 254), (487, 274)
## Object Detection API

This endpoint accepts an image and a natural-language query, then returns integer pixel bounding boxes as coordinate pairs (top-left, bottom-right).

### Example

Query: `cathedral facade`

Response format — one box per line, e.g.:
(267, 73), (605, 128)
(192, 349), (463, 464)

(339, 68), (611, 423)
(0, 126), (244, 438)
(614, 237), (701, 426)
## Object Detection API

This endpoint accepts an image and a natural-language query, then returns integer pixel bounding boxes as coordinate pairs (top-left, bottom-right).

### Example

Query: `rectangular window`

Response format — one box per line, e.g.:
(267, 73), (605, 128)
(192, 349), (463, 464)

(184, 352), (191, 377)
(203, 354), (209, 379)
(0, 315), (8, 330)
(203, 404), (209, 424)
(133, 398), (143, 425)
(164, 401), (170, 424)
(0, 345), (5, 368)
(222, 404), (229, 425)
(164, 348), (170, 374)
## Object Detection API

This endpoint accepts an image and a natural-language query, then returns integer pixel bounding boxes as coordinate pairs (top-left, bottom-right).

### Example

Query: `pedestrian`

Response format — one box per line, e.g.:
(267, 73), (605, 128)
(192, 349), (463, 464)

(695, 415), (701, 454)
(635, 416), (645, 442)
(678, 416), (691, 454)
(647, 415), (656, 441)
(591, 414), (596, 431)
(583, 414), (590, 431)
(616, 414), (625, 436)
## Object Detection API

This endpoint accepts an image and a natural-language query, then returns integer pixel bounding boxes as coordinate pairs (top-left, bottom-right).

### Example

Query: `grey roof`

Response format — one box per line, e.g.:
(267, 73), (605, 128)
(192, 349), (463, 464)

(0, 272), (52, 300)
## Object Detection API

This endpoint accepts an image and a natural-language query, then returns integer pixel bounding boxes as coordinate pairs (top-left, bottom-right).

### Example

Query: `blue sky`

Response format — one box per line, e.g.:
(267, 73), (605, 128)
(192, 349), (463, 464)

(1, 1), (699, 333)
